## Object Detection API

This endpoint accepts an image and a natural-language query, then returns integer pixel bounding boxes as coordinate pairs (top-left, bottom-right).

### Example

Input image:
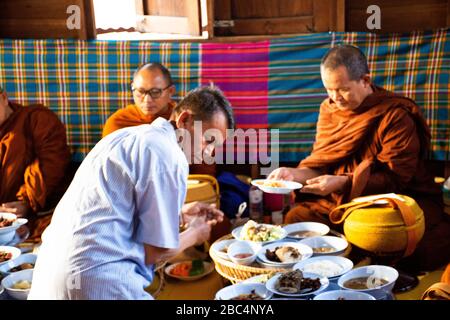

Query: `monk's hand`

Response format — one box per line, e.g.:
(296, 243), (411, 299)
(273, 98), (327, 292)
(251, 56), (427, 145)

(181, 201), (224, 226)
(301, 175), (349, 196)
(187, 215), (213, 245)
(0, 201), (31, 218)
(267, 167), (296, 181)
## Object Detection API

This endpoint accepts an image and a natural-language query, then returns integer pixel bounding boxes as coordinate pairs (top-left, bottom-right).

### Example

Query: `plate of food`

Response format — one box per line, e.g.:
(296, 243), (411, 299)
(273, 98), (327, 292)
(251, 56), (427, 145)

(165, 260), (215, 281)
(232, 220), (287, 243)
(0, 213), (28, 245)
(293, 256), (353, 280)
(265, 269), (329, 297)
(251, 179), (302, 194)
(257, 241), (313, 267)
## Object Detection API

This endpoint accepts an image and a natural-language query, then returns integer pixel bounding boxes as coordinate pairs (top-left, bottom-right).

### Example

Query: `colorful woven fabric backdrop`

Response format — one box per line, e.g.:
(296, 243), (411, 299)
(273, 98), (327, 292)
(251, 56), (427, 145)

(0, 28), (448, 162)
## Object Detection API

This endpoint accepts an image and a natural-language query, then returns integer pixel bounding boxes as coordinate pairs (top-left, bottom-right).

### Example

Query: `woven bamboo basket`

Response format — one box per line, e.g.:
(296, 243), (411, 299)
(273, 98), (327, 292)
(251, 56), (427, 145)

(209, 234), (290, 284)
(210, 231), (352, 284)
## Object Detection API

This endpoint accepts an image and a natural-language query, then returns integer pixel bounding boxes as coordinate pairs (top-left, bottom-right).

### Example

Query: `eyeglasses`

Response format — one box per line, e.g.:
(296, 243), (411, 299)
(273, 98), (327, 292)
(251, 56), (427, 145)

(131, 84), (172, 99)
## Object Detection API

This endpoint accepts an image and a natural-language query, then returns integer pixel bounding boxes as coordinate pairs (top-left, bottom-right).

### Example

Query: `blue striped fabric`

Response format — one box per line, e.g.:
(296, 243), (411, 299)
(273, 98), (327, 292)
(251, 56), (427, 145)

(0, 40), (200, 161)
(0, 29), (448, 162)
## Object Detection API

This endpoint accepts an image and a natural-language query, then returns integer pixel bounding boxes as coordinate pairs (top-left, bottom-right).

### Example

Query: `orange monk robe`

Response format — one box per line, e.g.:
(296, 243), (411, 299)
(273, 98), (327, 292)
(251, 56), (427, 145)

(285, 86), (450, 270)
(102, 103), (174, 138)
(0, 102), (71, 213)
(103, 103), (216, 176)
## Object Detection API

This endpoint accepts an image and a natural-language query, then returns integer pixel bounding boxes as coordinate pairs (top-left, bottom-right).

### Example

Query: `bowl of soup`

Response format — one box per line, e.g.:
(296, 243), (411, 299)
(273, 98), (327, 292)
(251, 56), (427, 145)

(227, 241), (258, 266)
(283, 222), (330, 240)
(337, 265), (399, 300)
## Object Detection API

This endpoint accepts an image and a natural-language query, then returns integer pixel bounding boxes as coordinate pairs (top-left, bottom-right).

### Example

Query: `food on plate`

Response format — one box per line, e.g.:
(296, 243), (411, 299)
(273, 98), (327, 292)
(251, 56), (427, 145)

(12, 280), (32, 290)
(288, 230), (321, 238)
(231, 289), (264, 300)
(9, 263), (35, 273)
(275, 270), (321, 294)
(0, 216), (16, 228)
(265, 246), (302, 263)
(343, 276), (389, 290)
(170, 260), (205, 277)
(301, 260), (344, 278)
(255, 180), (286, 188)
(312, 246), (336, 254)
(0, 250), (13, 263)
(240, 220), (285, 242)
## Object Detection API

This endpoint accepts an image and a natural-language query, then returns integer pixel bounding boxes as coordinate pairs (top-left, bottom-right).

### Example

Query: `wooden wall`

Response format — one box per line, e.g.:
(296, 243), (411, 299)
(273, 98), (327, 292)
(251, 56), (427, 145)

(346, 0), (450, 32)
(214, 0), (345, 36)
(0, 0), (96, 39)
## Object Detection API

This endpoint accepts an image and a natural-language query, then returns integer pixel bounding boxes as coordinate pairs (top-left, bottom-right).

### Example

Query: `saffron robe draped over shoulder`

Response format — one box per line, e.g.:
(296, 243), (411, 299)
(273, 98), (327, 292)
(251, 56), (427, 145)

(0, 102), (71, 212)
(102, 103), (174, 138)
(285, 86), (450, 270)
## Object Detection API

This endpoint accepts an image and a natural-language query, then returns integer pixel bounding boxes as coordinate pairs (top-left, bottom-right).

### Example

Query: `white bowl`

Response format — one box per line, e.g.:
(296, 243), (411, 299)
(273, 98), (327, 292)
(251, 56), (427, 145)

(314, 290), (376, 300)
(0, 213), (28, 245)
(0, 253), (37, 274)
(298, 236), (348, 256)
(293, 256), (353, 281)
(283, 222), (330, 240)
(228, 241), (258, 266)
(337, 265), (399, 300)
(0, 246), (21, 267)
(1, 269), (33, 300)
(215, 283), (273, 300)
(210, 239), (236, 261)
(251, 179), (303, 194)
(257, 241), (313, 266)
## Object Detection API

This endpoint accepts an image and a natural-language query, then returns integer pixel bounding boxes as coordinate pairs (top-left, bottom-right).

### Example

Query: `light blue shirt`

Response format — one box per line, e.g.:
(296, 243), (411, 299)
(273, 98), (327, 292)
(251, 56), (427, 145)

(29, 118), (188, 300)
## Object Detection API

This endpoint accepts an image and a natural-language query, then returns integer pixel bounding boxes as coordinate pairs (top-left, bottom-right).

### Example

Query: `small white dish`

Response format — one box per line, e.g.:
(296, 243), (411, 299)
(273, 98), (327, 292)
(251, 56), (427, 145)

(265, 272), (329, 297)
(215, 283), (273, 300)
(298, 236), (348, 256)
(251, 179), (303, 194)
(283, 222), (330, 240)
(210, 239), (236, 261)
(257, 241), (313, 266)
(228, 241), (257, 266)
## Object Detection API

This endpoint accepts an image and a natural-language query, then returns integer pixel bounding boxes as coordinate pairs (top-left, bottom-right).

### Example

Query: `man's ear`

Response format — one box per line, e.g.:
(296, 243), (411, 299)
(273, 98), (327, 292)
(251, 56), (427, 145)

(175, 110), (192, 129)
(168, 85), (176, 97)
(0, 91), (8, 107)
(362, 74), (372, 87)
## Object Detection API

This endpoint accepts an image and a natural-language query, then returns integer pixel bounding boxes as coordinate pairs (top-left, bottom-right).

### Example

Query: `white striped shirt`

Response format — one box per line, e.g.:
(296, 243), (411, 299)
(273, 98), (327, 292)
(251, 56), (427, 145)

(29, 118), (188, 300)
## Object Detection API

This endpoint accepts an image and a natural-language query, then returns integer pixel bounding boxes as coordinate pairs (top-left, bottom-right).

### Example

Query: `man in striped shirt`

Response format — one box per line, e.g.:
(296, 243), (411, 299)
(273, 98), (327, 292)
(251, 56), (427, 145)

(29, 86), (235, 299)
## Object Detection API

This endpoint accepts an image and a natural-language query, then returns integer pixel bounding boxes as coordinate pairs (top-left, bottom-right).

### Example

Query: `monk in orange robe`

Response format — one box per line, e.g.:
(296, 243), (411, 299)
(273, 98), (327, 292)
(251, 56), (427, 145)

(268, 45), (450, 271)
(102, 62), (215, 176)
(0, 86), (71, 237)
